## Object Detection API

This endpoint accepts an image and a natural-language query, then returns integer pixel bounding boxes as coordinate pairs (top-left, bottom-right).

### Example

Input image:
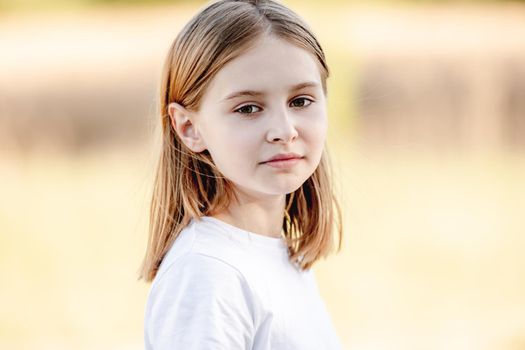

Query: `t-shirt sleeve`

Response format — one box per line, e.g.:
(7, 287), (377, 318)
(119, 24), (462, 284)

(145, 253), (258, 350)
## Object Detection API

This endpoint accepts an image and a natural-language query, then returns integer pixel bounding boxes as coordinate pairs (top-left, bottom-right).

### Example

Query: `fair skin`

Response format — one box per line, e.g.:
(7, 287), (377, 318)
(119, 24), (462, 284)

(169, 34), (328, 238)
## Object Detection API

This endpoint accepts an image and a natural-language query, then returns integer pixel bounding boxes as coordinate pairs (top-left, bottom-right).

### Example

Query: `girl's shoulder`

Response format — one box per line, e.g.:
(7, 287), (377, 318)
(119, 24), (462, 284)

(153, 217), (252, 286)
(153, 250), (249, 295)
(151, 215), (293, 295)
(144, 249), (261, 350)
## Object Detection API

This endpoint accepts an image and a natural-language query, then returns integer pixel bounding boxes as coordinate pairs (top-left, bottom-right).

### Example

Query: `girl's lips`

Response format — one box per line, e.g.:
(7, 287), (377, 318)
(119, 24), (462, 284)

(263, 152), (302, 163)
(263, 157), (303, 169)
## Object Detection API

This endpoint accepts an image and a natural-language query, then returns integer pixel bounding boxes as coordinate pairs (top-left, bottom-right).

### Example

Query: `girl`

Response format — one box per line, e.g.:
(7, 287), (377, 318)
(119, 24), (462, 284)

(139, 0), (344, 348)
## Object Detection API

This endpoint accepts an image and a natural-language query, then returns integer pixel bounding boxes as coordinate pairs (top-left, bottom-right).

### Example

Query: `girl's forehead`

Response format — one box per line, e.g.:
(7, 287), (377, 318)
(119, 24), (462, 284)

(228, 35), (311, 67)
(206, 36), (322, 99)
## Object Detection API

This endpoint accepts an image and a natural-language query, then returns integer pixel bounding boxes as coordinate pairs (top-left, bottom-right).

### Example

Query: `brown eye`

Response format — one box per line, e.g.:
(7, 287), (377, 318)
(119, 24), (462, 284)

(235, 104), (261, 115)
(290, 97), (313, 108)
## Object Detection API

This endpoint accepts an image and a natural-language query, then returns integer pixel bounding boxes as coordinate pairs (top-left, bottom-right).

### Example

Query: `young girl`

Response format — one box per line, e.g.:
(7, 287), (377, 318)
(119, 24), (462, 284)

(139, 0), (343, 348)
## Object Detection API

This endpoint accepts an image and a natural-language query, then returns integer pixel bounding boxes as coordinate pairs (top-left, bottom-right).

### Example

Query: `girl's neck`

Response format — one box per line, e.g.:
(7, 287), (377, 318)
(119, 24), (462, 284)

(210, 193), (286, 238)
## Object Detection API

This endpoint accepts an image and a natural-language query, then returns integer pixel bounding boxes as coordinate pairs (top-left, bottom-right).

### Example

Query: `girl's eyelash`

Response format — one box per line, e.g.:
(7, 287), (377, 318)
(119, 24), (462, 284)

(290, 97), (314, 108)
(234, 104), (262, 115)
(234, 97), (314, 116)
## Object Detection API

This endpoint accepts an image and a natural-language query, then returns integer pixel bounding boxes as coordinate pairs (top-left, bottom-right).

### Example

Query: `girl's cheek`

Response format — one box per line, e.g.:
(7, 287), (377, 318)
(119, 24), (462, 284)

(303, 109), (327, 132)
(227, 128), (258, 150)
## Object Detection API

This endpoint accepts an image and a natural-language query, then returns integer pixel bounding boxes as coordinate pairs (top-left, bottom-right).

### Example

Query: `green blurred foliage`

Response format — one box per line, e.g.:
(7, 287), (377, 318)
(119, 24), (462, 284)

(0, 0), (524, 13)
(88, 0), (189, 4)
(0, 0), (190, 13)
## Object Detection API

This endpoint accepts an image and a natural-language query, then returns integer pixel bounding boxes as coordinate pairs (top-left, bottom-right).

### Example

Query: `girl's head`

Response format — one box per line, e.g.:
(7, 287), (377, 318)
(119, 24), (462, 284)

(139, 0), (342, 282)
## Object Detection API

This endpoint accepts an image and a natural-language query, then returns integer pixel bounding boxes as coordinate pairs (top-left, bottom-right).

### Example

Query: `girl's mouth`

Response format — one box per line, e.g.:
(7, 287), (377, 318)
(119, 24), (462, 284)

(263, 157), (303, 169)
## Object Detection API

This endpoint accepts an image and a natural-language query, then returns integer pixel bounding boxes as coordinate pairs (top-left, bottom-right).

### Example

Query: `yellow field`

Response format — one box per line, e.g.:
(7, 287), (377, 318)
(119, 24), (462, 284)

(1, 145), (524, 349)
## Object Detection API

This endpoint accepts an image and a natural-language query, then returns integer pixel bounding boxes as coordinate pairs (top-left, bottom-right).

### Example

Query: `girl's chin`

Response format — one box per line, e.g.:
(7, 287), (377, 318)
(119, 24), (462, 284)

(231, 176), (309, 197)
(264, 181), (305, 195)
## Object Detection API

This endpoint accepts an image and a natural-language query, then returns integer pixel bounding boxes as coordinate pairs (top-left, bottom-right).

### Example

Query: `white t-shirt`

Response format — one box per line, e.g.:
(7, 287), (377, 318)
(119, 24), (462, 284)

(144, 215), (343, 350)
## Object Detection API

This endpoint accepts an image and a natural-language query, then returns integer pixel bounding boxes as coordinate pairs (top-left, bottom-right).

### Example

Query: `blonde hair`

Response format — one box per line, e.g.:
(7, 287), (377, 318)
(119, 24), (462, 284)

(138, 0), (343, 282)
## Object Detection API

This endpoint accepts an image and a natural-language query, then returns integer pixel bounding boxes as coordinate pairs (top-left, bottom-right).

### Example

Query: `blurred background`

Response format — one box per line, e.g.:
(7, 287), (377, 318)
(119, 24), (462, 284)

(1, 0), (524, 349)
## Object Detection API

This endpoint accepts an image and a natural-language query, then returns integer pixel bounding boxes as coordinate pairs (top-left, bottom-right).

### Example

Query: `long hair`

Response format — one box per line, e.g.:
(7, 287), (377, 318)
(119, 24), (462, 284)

(138, 0), (343, 282)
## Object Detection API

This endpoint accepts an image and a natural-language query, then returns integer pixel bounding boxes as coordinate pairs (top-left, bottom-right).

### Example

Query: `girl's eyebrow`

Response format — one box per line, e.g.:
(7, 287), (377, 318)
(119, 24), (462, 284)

(221, 81), (319, 102)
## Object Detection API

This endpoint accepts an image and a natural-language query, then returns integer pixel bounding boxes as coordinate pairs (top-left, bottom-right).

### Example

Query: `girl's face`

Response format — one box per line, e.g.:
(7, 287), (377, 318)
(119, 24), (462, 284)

(174, 35), (328, 198)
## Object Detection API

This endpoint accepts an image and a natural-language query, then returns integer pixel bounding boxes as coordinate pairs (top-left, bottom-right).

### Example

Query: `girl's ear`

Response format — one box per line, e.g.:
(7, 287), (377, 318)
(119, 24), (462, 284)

(168, 102), (207, 153)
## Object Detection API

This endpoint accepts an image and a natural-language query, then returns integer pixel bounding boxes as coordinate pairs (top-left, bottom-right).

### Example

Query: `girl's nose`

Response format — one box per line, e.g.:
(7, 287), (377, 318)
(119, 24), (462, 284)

(266, 108), (299, 143)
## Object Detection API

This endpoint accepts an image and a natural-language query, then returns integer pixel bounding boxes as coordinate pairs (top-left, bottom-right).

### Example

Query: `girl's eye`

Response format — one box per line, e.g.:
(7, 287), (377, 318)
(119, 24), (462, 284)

(234, 104), (261, 115)
(290, 97), (313, 108)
